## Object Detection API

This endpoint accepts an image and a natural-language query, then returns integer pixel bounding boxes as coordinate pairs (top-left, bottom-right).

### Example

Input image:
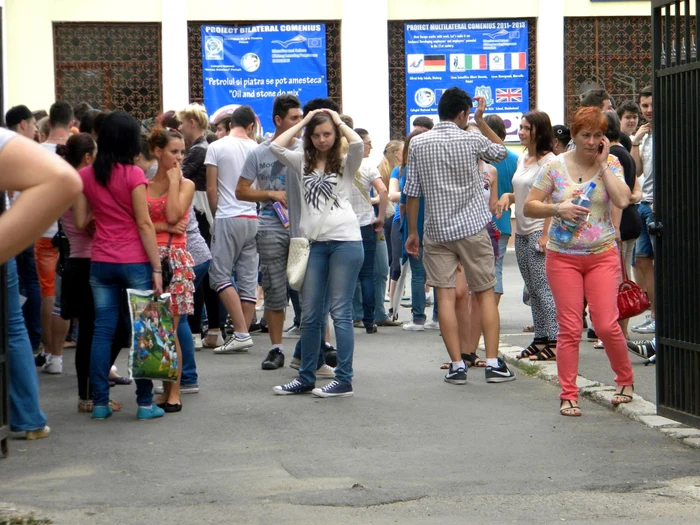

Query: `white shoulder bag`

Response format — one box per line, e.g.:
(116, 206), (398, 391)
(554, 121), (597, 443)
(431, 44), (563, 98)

(287, 191), (337, 292)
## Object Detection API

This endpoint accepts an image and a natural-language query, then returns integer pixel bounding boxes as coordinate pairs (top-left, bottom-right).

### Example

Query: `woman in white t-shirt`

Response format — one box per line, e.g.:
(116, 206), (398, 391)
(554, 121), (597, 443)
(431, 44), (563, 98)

(496, 111), (558, 361)
(270, 108), (364, 398)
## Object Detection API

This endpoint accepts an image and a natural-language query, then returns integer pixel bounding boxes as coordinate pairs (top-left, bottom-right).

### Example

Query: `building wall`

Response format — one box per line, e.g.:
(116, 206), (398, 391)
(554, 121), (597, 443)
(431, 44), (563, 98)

(3, 0), (654, 159)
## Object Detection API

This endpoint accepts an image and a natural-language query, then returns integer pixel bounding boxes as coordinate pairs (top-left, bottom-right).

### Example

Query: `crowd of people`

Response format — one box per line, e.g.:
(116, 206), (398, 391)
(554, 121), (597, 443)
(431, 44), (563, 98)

(0, 82), (658, 438)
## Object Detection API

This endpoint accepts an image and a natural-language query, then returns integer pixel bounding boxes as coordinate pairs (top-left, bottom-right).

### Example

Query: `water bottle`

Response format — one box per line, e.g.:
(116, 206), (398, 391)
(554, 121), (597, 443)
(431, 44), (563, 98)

(551, 182), (597, 243)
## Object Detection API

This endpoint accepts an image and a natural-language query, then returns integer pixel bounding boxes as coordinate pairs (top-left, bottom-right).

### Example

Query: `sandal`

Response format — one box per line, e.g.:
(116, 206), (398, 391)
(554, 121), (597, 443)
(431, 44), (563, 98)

(522, 325), (535, 333)
(529, 346), (556, 361)
(463, 353), (486, 368)
(78, 399), (123, 413)
(611, 385), (634, 406)
(517, 339), (547, 359)
(560, 400), (582, 417)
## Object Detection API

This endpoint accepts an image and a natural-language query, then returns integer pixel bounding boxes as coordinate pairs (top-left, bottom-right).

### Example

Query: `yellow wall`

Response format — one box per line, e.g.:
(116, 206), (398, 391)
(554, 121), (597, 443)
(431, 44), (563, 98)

(564, 0), (651, 17)
(5, 0), (163, 112)
(187, 0), (341, 20)
(389, 0), (540, 20)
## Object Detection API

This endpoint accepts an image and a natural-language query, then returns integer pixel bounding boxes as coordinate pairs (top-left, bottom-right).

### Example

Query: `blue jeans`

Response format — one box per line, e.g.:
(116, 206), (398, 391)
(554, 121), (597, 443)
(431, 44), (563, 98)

(16, 245), (42, 350)
(289, 287), (302, 326)
(90, 261), (154, 407)
(179, 260), (210, 386)
(495, 234), (510, 295)
(7, 258), (47, 431)
(636, 202), (655, 258)
(409, 249), (427, 324)
(299, 241), (363, 385)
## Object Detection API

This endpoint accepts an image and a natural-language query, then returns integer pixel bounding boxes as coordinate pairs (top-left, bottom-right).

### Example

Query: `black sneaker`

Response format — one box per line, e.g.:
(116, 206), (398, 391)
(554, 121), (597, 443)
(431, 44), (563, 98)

(366, 324), (378, 334)
(627, 339), (656, 359)
(444, 363), (467, 385)
(324, 343), (338, 368)
(273, 379), (314, 395)
(261, 349), (285, 370)
(35, 352), (47, 367)
(485, 358), (516, 383)
(586, 328), (597, 341)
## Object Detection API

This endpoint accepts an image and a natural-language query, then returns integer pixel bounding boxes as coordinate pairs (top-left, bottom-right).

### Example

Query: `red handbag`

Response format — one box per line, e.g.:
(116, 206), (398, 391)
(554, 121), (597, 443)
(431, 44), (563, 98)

(617, 247), (650, 320)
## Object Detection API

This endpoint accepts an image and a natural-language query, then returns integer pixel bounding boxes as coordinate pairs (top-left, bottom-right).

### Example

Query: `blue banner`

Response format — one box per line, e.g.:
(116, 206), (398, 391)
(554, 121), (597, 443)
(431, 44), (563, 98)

(201, 23), (327, 136)
(405, 21), (529, 141)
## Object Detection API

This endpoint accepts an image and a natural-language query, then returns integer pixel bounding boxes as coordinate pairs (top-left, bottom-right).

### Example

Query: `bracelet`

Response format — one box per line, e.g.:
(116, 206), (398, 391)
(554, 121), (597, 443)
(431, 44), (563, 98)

(153, 269), (162, 274)
(631, 143), (640, 148)
(553, 203), (560, 217)
(336, 121), (346, 127)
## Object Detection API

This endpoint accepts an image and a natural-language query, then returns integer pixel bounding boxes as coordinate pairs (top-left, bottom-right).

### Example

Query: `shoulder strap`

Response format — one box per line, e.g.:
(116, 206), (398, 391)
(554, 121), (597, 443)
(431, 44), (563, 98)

(353, 178), (372, 204)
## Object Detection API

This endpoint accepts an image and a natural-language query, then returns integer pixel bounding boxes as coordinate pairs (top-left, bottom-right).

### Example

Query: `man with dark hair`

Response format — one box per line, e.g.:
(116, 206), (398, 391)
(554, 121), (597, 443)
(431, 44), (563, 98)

(236, 95), (305, 369)
(205, 105), (260, 353)
(405, 87), (515, 385)
(484, 114), (517, 304)
(630, 85), (656, 335)
(302, 97), (340, 116)
(213, 115), (231, 139)
(412, 116), (435, 131)
(72, 102), (93, 126)
(616, 100), (640, 137)
(5, 105), (37, 139)
(580, 88), (613, 112)
(34, 101), (74, 373)
(32, 110), (48, 122)
(79, 109), (102, 137)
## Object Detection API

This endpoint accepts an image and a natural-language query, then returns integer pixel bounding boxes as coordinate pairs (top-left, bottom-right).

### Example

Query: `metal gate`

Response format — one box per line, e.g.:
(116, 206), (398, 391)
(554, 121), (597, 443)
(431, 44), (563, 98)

(652, 0), (700, 427)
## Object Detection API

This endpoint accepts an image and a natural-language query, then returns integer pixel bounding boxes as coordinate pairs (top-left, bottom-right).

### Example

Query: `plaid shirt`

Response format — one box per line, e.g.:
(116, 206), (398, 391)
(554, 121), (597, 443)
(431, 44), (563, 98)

(404, 121), (507, 243)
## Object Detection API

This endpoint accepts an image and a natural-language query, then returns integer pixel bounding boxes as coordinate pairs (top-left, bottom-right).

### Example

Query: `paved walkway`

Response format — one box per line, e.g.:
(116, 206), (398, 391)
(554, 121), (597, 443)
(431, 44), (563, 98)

(2, 258), (698, 524)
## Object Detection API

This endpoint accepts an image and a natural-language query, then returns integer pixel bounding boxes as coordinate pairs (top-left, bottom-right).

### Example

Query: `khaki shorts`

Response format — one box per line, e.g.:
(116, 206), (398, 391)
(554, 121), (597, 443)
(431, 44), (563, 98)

(423, 229), (496, 292)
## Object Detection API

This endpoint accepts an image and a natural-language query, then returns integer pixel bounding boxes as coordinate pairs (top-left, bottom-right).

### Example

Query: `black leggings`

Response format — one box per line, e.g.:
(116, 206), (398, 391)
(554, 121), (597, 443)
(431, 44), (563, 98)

(189, 210), (220, 333)
(390, 220), (403, 281)
(63, 258), (127, 400)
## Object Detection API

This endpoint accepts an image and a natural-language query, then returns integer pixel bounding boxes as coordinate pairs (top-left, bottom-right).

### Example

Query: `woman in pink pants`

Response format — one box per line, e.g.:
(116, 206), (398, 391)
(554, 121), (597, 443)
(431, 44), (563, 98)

(523, 107), (634, 417)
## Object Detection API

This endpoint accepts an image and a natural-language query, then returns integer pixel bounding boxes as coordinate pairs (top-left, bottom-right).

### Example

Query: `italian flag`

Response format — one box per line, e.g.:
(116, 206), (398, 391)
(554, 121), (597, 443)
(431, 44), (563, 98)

(464, 54), (487, 70)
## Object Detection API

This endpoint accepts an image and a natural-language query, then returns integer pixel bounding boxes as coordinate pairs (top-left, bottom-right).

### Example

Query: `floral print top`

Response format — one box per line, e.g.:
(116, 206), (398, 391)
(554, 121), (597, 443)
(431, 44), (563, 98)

(533, 154), (625, 255)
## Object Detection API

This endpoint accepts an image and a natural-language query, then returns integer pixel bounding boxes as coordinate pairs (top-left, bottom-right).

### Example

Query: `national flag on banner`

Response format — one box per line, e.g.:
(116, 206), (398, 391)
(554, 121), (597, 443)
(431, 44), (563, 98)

(424, 54), (446, 72)
(489, 52), (527, 70)
(495, 88), (523, 103)
(451, 54), (487, 71)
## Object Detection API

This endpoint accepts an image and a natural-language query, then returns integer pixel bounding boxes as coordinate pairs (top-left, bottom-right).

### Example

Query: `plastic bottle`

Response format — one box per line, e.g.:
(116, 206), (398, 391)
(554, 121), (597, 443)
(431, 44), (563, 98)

(551, 182), (597, 243)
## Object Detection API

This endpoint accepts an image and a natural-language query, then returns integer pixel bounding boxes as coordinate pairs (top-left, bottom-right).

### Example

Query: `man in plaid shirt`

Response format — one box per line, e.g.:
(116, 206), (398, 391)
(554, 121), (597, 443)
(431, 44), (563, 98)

(404, 87), (516, 385)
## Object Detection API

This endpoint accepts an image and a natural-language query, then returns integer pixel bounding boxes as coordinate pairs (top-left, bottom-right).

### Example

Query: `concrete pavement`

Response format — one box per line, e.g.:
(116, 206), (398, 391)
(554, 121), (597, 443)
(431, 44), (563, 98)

(2, 257), (698, 524)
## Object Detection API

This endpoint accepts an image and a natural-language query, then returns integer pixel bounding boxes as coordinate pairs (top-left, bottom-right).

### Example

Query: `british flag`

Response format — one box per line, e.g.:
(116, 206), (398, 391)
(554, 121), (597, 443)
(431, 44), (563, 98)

(495, 88), (522, 103)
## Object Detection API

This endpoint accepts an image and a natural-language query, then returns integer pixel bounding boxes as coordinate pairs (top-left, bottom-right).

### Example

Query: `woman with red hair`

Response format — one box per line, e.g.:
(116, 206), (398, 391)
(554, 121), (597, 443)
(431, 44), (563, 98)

(524, 107), (633, 417)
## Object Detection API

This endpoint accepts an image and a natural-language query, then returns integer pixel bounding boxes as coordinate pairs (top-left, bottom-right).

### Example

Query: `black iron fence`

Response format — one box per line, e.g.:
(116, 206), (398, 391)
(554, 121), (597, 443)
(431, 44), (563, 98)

(652, 0), (700, 427)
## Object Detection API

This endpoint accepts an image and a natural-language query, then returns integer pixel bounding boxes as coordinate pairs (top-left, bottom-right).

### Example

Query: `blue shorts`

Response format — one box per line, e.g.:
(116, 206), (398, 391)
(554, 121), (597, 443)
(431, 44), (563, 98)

(635, 202), (655, 259)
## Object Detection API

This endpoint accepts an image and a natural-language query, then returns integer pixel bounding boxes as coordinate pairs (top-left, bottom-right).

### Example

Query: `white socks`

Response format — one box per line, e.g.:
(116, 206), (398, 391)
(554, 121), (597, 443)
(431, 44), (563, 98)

(486, 358), (499, 368)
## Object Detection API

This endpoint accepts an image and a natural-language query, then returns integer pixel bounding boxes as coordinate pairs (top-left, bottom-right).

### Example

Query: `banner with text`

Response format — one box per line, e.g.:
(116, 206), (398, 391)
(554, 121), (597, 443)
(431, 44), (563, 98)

(201, 24), (327, 135)
(404, 21), (529, 141)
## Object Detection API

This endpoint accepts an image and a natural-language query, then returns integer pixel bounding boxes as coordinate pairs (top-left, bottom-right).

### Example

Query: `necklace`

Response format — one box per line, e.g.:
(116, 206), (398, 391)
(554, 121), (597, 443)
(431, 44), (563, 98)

(573, 159), (596, 184)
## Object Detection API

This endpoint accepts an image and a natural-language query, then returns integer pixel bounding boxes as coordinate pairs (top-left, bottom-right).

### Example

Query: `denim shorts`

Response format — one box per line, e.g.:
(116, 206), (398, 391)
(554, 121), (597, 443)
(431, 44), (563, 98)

(635, 202), (655, 258)
(494, 234), (510, 295)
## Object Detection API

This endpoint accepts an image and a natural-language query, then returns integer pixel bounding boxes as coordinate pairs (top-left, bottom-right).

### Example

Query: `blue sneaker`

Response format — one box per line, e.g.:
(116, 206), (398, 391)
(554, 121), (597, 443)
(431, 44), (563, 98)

(137, 405), (165, 420)
(444, 363), (467, 385)
(273, 379), (314, 395)
(92, 405), (113, 420)
(312, 380), (353, 398)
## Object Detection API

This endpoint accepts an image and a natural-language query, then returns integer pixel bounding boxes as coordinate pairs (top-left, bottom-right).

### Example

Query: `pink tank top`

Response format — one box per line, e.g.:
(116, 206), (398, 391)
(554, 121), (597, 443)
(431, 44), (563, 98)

(146, 193), (187, 247)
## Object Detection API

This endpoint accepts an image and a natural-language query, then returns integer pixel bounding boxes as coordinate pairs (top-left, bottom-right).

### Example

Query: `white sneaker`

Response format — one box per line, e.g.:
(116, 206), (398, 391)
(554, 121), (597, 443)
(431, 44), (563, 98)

(283, 324), (301, 338)
(154, 384), (164, 394)
(193, 333), (203, 350)
(636, 320), (656, 334)
(316, 364), (336, 378)
(632, 315), (652, 332)
(41, 356), (63, 374)
(203, 332), (225, 348)
(424, 320), (440, 331)
(214, 335), (253, 354)
(402, 321), (425, 331)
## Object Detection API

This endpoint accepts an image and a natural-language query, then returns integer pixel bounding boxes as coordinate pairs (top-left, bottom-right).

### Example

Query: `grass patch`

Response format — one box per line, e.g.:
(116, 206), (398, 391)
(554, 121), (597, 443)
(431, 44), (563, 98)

(0, 516), (53, 525)
(520, 363), (540, 376)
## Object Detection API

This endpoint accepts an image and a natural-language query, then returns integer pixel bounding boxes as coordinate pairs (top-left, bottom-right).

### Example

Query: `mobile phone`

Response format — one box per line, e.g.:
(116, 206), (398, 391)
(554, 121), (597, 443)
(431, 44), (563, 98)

(598, 142), (604, 153)
(273, 202), (290, 228)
